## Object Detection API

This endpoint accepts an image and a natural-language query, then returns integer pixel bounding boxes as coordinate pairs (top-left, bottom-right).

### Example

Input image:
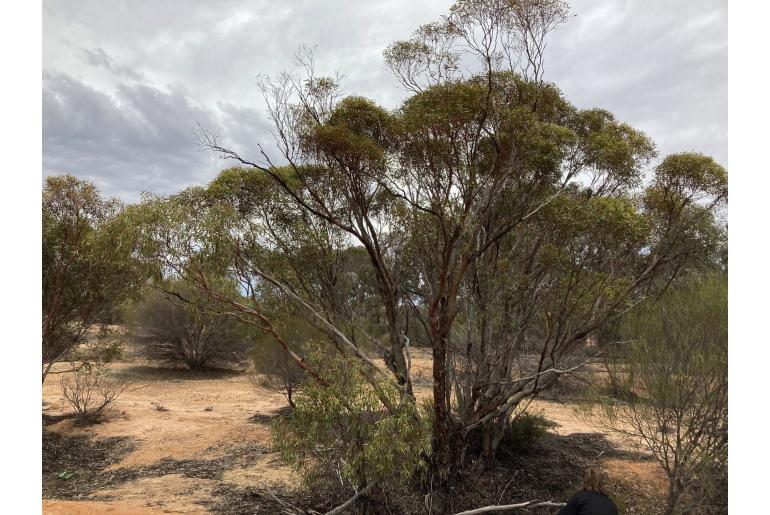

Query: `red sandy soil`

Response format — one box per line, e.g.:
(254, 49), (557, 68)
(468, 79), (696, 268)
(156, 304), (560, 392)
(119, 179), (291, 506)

(43, 350), (665, 514)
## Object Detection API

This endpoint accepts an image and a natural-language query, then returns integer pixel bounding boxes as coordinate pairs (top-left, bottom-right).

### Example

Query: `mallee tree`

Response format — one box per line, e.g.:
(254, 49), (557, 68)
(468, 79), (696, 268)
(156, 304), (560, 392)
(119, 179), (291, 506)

(129, 0), (727, 510)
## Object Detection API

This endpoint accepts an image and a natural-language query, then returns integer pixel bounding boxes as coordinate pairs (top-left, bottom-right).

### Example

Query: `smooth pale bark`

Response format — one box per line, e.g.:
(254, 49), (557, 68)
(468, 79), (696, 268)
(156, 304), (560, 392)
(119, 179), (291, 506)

(453, 500), (566, 515)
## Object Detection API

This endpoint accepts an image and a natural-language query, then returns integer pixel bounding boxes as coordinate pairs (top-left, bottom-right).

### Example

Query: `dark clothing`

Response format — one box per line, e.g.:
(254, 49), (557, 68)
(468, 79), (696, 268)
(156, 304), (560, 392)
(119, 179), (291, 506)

(556, 490), (618, 515)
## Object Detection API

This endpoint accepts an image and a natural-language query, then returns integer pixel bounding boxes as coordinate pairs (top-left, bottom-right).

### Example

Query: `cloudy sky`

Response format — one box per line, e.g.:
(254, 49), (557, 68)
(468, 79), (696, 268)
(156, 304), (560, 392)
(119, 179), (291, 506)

(43, 0), (727, 201)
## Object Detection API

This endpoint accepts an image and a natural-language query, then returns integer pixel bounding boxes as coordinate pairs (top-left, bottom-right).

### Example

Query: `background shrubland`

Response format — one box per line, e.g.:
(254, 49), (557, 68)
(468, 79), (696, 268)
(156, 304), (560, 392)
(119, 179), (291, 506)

(579, 273), (728, 514)
(129, 278), (252, 371)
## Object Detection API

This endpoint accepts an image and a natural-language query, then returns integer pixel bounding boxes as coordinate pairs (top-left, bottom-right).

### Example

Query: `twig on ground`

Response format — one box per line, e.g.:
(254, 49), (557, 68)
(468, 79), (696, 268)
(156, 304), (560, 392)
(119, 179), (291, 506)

(497, 470), (520, 504)
(265, 487), (304, 514)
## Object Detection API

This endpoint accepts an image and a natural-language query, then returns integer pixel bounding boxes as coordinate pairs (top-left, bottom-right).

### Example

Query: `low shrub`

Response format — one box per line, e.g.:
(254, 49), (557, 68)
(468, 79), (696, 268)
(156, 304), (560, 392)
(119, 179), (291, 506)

(499, 411), (550, 453)
(273, 345), (431, 496)
(60, 367), (130, 425)
(129, 279), (251, 370)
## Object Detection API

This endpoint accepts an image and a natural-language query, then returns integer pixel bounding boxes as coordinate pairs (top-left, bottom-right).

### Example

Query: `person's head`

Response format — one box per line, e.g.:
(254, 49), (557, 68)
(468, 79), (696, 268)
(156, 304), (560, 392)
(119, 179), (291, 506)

(583, 467), (608, 496)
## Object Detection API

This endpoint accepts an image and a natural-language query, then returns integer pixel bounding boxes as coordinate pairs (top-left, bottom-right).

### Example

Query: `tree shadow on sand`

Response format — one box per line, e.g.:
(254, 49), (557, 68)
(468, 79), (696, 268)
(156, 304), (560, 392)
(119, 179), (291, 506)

(107, 365), (244, 382)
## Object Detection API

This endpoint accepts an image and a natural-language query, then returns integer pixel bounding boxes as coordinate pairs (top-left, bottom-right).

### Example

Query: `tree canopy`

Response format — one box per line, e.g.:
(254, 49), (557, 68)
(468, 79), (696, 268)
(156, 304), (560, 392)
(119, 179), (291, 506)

(42, 175), (145, 383)
(122, 0), (727, 509)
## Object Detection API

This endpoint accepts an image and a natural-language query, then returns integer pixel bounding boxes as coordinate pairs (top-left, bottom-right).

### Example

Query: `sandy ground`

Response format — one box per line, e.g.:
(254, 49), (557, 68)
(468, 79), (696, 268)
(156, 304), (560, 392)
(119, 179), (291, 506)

(43, 351), (665, 514)
(45, 363), (278, 469)
(43, 359), (297, 514)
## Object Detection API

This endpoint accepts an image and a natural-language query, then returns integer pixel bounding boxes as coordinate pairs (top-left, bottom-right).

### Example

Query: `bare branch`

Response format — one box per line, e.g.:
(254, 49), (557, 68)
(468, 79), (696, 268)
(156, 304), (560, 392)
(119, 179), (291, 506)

(453, 499), (566, 515)
(324, 483), (375, 515)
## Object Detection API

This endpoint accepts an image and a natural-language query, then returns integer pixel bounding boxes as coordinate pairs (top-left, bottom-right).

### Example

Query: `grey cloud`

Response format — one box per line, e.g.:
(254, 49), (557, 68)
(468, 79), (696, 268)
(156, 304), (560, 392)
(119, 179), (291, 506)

(43, 72), (222, 200)
(546, 0), (727, 165)
(82, 48), (145, 81)
(43, 0), (726, 200)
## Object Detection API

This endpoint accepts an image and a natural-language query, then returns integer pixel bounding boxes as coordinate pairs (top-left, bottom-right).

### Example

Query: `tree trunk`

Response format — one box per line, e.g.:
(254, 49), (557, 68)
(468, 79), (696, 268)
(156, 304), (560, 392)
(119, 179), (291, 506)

(42, 360), (56, 385)
(431, 324), (454, 513)
(481, 425), (493, 460)
(663, 478), (680, 515)
(385, 299), (413, 397)
(285, 381), (295, 409)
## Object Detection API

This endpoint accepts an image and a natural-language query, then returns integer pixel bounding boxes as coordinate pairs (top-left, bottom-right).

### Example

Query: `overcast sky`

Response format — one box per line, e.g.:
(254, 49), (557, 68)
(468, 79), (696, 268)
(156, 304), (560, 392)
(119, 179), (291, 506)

(42, 0), (727, 201)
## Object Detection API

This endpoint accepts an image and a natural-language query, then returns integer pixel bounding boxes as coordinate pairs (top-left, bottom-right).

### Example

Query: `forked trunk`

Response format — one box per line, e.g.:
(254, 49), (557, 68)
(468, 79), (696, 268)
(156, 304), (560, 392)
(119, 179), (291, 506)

(385, 300), (413, 397)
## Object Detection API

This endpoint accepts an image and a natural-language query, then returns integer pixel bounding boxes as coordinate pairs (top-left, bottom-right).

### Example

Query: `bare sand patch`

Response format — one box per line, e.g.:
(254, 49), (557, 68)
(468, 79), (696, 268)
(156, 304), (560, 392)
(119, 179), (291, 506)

(43, 499), (164, 514)
(90, 474), (217, 514)
(44, 363), (281, 468)
(604, 457), (668, 494)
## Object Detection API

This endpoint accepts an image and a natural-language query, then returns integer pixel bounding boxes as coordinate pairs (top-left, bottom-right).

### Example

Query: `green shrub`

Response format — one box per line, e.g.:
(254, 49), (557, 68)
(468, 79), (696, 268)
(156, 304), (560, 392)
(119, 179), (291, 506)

(498, 411), (550, 453)
(272, 345), (431, 493)
(578, 274), (727, 514)
(250, 314), (317, 407)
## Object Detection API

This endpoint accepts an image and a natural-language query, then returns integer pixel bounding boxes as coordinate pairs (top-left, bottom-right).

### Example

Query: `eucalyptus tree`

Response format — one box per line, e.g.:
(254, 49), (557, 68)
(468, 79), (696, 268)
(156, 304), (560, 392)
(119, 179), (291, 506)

(131, 0), (727, 509)
(382, 22), (726, 498)
(42, 175), (144, 383)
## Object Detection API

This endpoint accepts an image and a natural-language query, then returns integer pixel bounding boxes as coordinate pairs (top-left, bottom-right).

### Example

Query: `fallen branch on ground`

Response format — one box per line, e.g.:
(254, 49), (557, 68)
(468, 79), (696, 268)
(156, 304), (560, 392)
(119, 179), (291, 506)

(264, 487), (305, 514)
(324, 483), (375, 515)
(453, 500), (567, 515)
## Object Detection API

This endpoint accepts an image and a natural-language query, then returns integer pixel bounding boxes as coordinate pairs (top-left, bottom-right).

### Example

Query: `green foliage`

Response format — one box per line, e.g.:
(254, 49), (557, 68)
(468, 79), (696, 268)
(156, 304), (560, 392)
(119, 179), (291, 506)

(42, 175), (145, 382)
(498, 411), (550, 454)
(572, 108), (656, 189)
(56, 471), (75, 481)
(644, 152), (727, 221)
(273, 346), (431, 492)
(204, 166), (277, 216)
(654, 152), (727, 199)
